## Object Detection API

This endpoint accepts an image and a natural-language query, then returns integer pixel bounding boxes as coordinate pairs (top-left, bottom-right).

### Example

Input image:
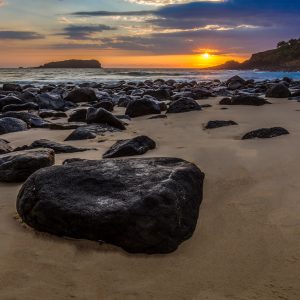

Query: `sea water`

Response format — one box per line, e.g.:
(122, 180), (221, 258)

(0, 68), (300, 85)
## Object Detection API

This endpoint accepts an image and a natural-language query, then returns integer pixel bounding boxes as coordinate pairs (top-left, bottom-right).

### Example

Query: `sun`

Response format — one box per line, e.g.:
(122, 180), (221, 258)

(202, 52), (211, 59)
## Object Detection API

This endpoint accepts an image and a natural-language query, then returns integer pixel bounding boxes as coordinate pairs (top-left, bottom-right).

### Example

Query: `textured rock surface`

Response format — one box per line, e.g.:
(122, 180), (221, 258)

(125, 99), (161, 118)
(86, 108), (126, 130)
(17, 158), (205, 254)
(266, 84), (291, 98)
(0, 117), (28, 135)
(205, 120), (238, 129)
(103, 136), (156, 158)
(0, 148), (54, 182)
(242, 127), (289, 139)
(167, 98), (202, 114)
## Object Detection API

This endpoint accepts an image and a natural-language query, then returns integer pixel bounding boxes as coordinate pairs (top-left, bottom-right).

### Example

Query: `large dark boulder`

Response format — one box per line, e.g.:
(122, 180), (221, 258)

(103, 136), (156, 158)
(242, 127), (289, 139)
(0, 148), (54, 182)
(226, 75), (246, 86)
(144, 89), (171, 100)
(167, 98), (202, 114)
(2, 102), (39, 113)
(65, 88), (97, 103)
(86, 108), (126, 130)
(0, 139), (12, 154)
(205, 120), (238, 129)
(125, 99), (161, 118)
(16, 139), (93, 154)
(36, 93), (69, 111)
(266, 83), (291, 98)
(16, 157), (205, 254)
(219, 95), (269, 106)
(0, 117), (28, 135)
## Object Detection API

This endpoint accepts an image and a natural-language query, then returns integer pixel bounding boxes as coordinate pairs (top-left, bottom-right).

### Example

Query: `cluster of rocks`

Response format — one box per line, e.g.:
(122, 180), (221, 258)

(1, 75), (297, 254)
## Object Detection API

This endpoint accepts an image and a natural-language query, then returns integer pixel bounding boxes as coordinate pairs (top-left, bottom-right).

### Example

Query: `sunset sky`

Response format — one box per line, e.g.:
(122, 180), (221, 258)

(0, 0), (299, 68)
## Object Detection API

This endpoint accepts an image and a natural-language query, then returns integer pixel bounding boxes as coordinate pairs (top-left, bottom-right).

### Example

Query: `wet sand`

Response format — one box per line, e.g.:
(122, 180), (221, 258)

(0, 98), (299, 299)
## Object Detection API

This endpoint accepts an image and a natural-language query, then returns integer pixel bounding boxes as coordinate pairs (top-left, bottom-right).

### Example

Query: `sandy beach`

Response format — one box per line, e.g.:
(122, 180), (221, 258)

(0, 97), (299, 299)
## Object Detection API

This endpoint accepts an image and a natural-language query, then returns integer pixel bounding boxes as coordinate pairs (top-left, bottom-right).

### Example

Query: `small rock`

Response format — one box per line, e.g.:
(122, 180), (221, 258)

(103, 136), (156, 158)
(266, 83), (291, 98)
(125, 99), (161, 118)
(167, 98), (201, 114)
(0, 139), (12, 154)
(242, 127), (289, 139)
(205, 120), (238, 129)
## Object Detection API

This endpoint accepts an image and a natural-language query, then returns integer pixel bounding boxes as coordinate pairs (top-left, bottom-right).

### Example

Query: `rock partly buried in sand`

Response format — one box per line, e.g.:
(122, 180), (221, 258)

(266, 83), (291, 98)
(219, 95), (269, 106)
(86, 108), (126, 130)
(0, 148), (54, 182)
(16, 139), (93, 154)
(103, 136), (156, 158)
(93, 101), (114, 112)
(64, 88), (97, 103)
(65, 124), (119, 141)
(17, 158), (204, 254)
(205, 120), (238, 129)
(0, 139), (12, 154)
(242, 127), (289, 140)
(148, 115), (167, 119)
(167, 98), (202, 114)
(0, 117), (28, 135)
(125, 99), (161, 118)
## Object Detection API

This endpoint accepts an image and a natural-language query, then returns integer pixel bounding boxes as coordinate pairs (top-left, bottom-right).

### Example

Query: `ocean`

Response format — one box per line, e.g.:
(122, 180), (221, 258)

(0, 68), (300, 85)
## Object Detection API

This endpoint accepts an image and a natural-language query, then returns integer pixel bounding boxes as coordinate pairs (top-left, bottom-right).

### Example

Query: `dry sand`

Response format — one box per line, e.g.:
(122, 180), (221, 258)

(0, 98), (299, 300)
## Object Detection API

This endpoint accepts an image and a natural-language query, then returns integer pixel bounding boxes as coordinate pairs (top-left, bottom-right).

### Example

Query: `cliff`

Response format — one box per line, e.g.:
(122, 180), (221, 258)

(39, 59), (102, 69)
(209, 39), (300, 71)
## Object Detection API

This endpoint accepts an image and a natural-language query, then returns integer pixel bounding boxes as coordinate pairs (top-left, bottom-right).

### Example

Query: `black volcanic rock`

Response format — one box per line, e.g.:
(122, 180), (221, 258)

(167, 98), (202, 114)
(0, 96), (24, 110)
(103, 136), (156, 158)
(0, 117), (28, 135)
(0, 148), (54, 182)
(86, 108), (126, 130)
(219, 95), (269, 106)
(68, 109), (88, 122)
(16, 157), (205, 254)
(16, 139), (93, 154)
(125, 99), (161, 118)
(0, 112), (50, 128)
(65, 88), (97, 103)
(2, 83), (22, 92)
(242, 127), (289, 139)
(93, 101), (114, 112)
(205, 120), (238, 129)
(266, 83), (291, 98)
(65, 124), (119, 141)
(38, 110), (67, 118)
(2, 102), (39, 113)
(39, 59), (101, 69)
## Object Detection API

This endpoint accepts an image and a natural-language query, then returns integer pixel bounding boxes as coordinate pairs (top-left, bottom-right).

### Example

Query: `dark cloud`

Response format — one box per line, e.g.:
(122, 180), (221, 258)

(71, 10), (155, 17)
(57, 24), (116, 40)
(70, 0), (300, 55)
(0, 31), (44, 40)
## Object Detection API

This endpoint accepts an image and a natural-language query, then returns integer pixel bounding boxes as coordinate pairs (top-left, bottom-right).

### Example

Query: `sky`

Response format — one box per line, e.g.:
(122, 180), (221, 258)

(0, 0), (299, 68)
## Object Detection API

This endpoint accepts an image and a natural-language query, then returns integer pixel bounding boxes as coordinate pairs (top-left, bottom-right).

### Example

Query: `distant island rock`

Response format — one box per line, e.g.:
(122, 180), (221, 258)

(39, 59), (102, 69)
(209, 38), (300, 71)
